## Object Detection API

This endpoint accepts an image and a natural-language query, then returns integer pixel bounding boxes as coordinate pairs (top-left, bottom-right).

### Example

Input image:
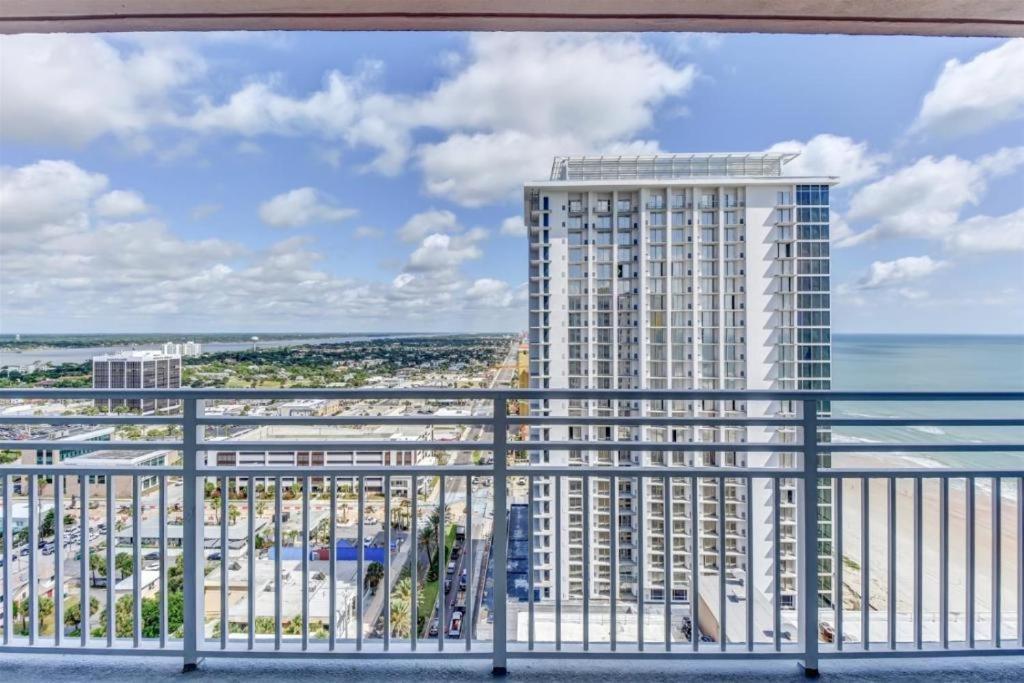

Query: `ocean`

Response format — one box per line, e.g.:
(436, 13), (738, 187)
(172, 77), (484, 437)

(831, 334), (1024, 469)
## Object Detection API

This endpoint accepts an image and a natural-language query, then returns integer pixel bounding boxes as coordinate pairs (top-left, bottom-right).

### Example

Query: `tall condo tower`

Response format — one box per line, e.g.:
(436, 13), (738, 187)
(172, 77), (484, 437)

(525, 153), (836, 620)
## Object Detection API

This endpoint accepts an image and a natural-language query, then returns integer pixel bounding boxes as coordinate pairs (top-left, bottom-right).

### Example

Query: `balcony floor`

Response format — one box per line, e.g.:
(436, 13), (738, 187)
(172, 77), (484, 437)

(0, 654), (1022, 681)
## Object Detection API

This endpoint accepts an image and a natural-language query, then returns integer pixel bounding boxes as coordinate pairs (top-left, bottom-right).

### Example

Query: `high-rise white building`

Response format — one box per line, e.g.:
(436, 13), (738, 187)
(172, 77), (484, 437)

(93, 350), (182, 413)
(162, 340), (202, 357)
(525, 154), (835, 617)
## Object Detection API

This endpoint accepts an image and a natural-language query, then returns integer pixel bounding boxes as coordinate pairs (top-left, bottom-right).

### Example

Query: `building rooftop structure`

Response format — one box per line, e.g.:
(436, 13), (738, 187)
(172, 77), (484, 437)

(91, 350), (181, 362)
(547, 152), (802, 182)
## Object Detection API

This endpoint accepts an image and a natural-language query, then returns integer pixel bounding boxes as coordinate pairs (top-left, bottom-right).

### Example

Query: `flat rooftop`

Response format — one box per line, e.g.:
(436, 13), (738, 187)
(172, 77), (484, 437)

(548, 153), (801, 181)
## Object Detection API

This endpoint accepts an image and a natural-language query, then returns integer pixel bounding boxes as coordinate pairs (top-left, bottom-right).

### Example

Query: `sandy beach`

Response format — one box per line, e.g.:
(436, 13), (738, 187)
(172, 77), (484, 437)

(833, 453), (1021, 642)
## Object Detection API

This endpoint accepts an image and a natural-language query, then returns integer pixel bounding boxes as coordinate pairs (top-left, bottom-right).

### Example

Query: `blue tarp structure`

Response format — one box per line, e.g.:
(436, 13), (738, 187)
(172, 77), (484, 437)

(268, 539), (387, 563)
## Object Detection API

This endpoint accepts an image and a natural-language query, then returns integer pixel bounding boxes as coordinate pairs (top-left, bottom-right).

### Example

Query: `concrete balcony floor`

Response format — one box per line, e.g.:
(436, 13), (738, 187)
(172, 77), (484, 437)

(1, 654), (1023, 681)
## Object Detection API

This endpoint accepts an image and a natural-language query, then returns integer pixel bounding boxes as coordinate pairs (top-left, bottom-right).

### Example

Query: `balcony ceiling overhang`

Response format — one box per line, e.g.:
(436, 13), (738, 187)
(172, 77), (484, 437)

(1, 0), (1022, 36)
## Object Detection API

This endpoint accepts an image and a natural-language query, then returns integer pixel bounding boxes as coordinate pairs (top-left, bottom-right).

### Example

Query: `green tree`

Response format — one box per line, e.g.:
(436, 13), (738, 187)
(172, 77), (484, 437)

(115, 551), (134, 579)
(365, 561), (385, 593)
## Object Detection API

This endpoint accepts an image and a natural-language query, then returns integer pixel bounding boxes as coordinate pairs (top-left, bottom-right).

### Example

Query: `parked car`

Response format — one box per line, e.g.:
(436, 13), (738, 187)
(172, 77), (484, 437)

(427, 619), (439, 637)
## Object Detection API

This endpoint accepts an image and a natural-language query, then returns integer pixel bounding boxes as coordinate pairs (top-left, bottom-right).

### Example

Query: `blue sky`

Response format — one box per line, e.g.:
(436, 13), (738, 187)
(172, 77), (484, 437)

(0, 32), (1022, 334)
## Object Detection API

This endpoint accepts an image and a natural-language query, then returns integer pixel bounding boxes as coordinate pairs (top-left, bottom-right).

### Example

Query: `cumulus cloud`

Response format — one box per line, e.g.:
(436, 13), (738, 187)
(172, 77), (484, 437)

(0, 34), (204, 148)
(946, 208), (1024, 253)
(500, 216), (528, 237)
(912, 39), (1024, 138)
(856, 256), (948, 289)
(767, 134), (887, 186)
(189, 203), (222, 221)
(0, 160), (108, 239)
(406, 230), (485, 273)
(354, 225), (383, 239)
(258, 187), (356, 228)
(398, 209), (460, 242)
(94, 190), (149, 218)
(840, 147), (1024, 246)
(1, 159), (519, 329)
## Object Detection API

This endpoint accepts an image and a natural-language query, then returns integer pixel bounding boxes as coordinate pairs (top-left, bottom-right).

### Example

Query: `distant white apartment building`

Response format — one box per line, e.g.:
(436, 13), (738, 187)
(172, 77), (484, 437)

(207, 423), (433, 499)
(525, 154), (835, 612)
(92, 350), (181, 413)
(162, 341), (202, 357)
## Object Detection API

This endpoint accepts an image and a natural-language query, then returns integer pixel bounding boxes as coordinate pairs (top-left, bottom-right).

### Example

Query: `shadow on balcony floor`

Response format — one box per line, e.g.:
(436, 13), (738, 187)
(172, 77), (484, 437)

(1, 656), (1024, 681)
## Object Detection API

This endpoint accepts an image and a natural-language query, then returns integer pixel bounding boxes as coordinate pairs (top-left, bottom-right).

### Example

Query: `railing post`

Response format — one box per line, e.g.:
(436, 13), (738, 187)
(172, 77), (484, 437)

(491, 396), (509, 675)
(800, 398), (820, 678)
(182, 397), (204, 673)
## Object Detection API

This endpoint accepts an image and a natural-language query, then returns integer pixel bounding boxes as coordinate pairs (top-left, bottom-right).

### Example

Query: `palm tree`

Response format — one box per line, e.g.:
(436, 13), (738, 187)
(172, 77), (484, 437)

(365, 561), (385, 593)
(389, 598), (411, 638)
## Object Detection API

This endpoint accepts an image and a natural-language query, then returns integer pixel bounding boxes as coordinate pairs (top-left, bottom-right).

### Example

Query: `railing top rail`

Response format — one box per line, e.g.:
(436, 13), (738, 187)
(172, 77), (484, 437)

(0, 388), (1022, 401)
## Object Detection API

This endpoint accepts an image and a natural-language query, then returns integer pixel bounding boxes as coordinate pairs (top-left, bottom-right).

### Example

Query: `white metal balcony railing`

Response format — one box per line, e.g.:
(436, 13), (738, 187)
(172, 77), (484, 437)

(0, 388), (1021, 677)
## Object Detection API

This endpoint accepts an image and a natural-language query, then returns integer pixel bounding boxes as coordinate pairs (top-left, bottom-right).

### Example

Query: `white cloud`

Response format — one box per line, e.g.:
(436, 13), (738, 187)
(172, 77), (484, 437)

(500, 216), (528, 237)
(841, 147), (1024, 245)
(767, 134), (887, 186)
(0, 160), (108, 239)
(1, 160), (522, 330)
(412, 34), (693, 204)
(946, 208), (1024, 253)
(398, 209), (460, 242)
(406, 231), (484, 273)
(418, 131), (660, 207)
(0, 34), (203, 148)
(912, 39), (1024, 138)
(856, 256), (948, 289)
(94, 190), (149, 218)
(258, 187), (357, 228)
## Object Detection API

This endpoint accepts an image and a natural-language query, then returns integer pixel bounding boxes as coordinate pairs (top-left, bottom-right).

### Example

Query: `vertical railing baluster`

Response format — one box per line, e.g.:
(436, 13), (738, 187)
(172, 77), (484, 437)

(887, 477), (896, 650)
(555, 472), (562, 651)
(182, 397), (203, 671)
(610, 474), (617, 651)
(688, 474), (697, 652)
(993, 477), (1001, 648)
(1, 475), (11, 645)
(133, 474), (142, 648)
(54, 473), (64, 647)
(302, 475), (310, 650)
(746, 476), (754, 652)
(220, 475), (228, 651)
(246, 477), (254, 651)
(940, 477), (949, 649)
(159, 476), (167, 649)
(835, 476), (843, 652)
(329, 475), (337, 651)
(274, 475), (282, 651)
(356, 475), (363, 652)
(862, 477), (870, 650)
(582, 473), (591, 651)
(411, 474), (418, 652)
(968, 476), (976, 648)
(527, 473), (535, 650)
(491, 397), (508, 674)
(1018, 477), (1023, 650)
(434, 475), (441, 651)
(800, 398), (820, 675)
(29, 473), (38, 645)
(718, 475), (726, 651)
(381, 475), (388, 651)
(104, 475), (113, 647)
(465, 473), (472, 651)
(667, 474), (675, 652)
(80, 474), (90, 647)
(773, 476), (781, 653)
(914, 477), (922, 650)
(637, 475), (645, 651)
